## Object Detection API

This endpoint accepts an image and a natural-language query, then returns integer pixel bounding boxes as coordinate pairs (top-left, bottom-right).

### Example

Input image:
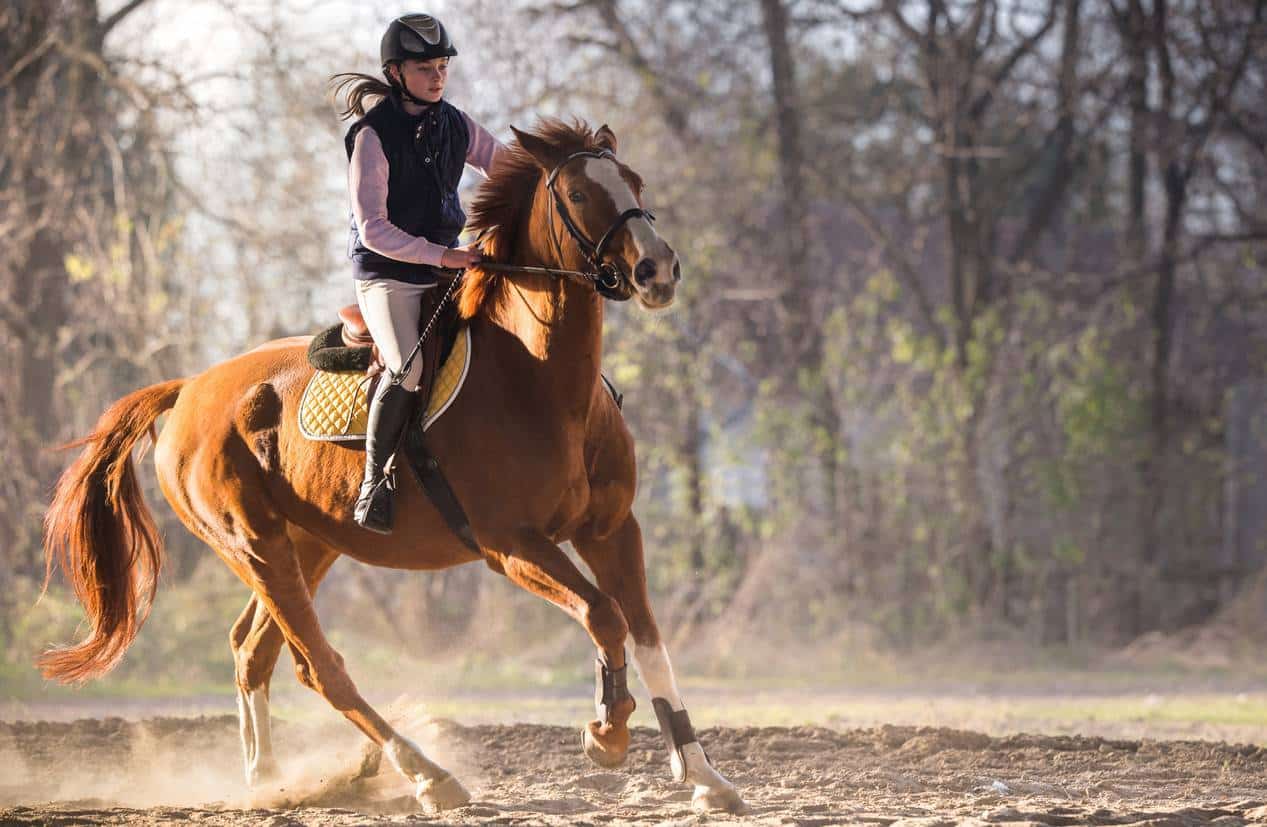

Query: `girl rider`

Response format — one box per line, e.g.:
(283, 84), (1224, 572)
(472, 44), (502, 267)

(333, 14), (506, 534)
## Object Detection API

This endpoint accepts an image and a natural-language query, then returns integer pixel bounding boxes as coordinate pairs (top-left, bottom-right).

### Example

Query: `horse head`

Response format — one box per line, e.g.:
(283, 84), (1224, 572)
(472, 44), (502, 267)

(509, 123), (681, 310)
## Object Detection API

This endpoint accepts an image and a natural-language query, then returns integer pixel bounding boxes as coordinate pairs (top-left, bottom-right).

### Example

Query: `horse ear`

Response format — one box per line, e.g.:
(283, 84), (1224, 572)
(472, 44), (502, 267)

(510, 125), (561, 170)
(595, 124), (618, 154)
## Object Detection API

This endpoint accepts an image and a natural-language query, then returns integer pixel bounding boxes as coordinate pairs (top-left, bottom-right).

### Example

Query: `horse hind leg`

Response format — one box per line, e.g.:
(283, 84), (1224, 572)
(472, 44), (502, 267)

(185, 385), (464, 812)
(574, 516), (746, 814)
(228, 537), (340, 787)
(230, 597), (282, 786)
(226, 525), (469, 813)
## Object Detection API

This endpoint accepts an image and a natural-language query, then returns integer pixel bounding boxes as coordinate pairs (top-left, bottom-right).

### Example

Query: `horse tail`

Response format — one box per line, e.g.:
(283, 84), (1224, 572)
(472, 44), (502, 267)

(37, 378), (186, 684)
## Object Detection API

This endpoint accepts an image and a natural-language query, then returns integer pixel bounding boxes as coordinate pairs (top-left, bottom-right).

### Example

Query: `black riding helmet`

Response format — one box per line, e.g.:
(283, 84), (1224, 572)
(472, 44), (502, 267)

(381, 14), (456, 106)
(381, 14), (457, 66)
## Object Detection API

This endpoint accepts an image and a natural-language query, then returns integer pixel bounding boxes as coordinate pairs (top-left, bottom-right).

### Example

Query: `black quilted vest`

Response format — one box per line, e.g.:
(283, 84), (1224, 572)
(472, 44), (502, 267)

(345, 93), (470, 282)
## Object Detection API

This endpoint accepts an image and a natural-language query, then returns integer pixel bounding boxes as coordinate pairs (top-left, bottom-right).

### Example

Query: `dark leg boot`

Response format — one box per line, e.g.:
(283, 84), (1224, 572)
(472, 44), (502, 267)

(354, 379), (418, 534)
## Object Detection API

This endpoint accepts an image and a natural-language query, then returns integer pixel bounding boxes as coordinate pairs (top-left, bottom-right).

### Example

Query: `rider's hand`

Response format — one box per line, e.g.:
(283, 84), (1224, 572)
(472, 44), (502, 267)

(440, 247), (482, 269)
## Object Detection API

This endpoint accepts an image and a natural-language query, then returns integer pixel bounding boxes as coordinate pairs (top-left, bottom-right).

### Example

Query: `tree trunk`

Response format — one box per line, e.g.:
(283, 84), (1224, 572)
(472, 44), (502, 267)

(1112, 0), (1154, 641)
(1124, 0), (1149, 259)
(759, 0), (843, 543)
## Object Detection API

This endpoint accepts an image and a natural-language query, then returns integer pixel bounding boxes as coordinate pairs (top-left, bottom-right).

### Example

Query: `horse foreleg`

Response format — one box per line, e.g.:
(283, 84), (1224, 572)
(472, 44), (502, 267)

(574, 516), (746, 814)
(228, 539), (339, 787)
(492, 528), (636, 768)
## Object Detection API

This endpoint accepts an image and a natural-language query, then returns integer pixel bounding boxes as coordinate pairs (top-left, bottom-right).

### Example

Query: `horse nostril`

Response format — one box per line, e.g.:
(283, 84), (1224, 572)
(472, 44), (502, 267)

(672, 260), (681, 282)
(634, 258), (657, 285)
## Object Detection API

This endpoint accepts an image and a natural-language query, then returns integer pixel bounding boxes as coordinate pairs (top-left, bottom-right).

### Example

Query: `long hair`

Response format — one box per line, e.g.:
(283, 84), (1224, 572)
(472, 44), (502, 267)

(329, 72), (395, 120)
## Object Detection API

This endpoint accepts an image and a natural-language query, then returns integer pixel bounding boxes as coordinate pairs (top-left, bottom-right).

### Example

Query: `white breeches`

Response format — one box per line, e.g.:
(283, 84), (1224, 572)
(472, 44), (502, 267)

(354, 277), (435, 392)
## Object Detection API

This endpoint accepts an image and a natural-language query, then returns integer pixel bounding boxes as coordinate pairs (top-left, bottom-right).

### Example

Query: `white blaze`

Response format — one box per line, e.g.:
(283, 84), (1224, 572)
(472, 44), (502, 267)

(582, 157), (659, 263)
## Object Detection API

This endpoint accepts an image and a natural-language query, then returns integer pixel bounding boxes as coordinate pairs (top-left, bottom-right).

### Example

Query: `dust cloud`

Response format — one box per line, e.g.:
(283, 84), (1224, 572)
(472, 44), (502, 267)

(0, 699), (470, 815)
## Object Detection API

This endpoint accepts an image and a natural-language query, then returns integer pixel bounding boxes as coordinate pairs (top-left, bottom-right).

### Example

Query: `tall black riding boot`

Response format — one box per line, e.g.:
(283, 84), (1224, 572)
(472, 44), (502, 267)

(354, 379), (418, 534)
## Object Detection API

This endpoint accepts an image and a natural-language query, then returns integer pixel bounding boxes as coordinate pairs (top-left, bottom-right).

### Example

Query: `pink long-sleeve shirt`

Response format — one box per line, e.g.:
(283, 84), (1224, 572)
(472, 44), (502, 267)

(348, 109), (505, 267)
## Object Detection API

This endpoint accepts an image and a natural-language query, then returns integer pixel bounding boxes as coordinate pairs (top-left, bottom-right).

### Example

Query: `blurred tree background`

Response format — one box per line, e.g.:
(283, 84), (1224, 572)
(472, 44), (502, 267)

(1, 0), (1265, 692)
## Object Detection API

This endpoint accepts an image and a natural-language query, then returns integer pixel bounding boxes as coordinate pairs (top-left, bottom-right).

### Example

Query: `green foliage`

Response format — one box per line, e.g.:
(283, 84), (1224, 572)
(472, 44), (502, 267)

(1056, 329), (1146, 463)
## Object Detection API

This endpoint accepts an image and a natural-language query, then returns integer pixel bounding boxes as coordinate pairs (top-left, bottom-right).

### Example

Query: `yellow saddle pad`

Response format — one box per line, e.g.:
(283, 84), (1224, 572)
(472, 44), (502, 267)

(298, 327), (471, 442)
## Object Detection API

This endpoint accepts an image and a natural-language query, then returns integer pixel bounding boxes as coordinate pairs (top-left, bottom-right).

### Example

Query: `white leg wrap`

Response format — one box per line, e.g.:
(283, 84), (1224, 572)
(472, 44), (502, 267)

(632, 643), (732, 790)
(248, 689), (275, 778)
(632, 641), (684, 707)
(237, 688), (277, 786)
(236, 690), (252, 783)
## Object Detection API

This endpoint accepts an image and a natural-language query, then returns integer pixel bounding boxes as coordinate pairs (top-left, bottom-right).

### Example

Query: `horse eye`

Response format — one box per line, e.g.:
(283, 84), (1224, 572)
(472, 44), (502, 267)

(568, 190), (586, 204)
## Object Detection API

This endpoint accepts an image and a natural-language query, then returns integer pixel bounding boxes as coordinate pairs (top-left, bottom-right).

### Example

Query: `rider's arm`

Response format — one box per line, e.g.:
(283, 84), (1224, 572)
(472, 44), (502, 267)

(462, 112), (507, 179)
(348, 126), (449, 267)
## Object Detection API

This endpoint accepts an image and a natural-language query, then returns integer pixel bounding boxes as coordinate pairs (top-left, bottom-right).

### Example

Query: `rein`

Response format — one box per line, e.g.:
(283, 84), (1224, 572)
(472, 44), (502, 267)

(477, 260), (615, 288)
(391, 148), (653, 382)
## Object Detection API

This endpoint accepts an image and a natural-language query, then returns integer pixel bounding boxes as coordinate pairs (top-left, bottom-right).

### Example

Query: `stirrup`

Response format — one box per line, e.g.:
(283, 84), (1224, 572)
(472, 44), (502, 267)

(354, 473), (396, 534)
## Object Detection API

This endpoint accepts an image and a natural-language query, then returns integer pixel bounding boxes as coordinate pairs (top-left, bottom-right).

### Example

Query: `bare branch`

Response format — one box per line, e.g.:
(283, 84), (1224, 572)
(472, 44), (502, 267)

(101, 0), (153, 38)
(585, 0), (702, 145)
(0, 33), (55, 88)
(968, 0), (1059, 120)
(883, 0), (924, 42)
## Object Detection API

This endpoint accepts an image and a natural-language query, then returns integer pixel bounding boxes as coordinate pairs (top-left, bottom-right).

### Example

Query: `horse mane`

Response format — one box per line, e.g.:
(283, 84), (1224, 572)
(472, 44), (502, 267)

(456, 118), (620, 320)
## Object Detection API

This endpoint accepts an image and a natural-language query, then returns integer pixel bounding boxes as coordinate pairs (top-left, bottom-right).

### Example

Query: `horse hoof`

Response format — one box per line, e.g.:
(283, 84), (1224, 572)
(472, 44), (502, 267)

(354, 742), (383, 780)
(582, 720), (629, 768)
(692, 782), (747, 814)
(246, 758), (281, 788)
(416, 772), (471, 813)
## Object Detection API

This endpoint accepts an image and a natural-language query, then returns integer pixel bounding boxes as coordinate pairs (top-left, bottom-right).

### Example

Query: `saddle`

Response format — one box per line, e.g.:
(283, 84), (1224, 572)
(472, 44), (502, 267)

(307, 284), (462, 411)
(304, 283), (478, 552)
(338, 304), (378, 352)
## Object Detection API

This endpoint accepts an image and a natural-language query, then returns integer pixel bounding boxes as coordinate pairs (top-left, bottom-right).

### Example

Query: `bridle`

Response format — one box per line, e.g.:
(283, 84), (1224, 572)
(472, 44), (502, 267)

(547, 149), (656, 297)
(477, 149), (656, 301)
(399, 151), (655, 383)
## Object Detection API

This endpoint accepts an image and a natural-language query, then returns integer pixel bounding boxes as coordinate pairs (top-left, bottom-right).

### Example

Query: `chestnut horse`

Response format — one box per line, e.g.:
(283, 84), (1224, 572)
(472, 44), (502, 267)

(38, 120), (745, 814)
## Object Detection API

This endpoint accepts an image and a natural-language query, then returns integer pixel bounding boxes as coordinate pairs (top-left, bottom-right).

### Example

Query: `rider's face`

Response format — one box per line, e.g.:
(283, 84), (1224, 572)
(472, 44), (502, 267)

(392, 57), (448, 103)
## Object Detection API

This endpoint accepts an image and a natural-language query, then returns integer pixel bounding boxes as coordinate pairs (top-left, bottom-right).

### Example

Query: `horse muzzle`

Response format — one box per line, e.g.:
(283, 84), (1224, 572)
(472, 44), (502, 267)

(632, 254), (679, 309)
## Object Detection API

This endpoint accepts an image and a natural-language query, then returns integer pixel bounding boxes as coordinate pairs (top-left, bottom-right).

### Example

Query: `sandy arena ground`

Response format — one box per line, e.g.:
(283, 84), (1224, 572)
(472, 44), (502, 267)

(3, 711), (1267, 826)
